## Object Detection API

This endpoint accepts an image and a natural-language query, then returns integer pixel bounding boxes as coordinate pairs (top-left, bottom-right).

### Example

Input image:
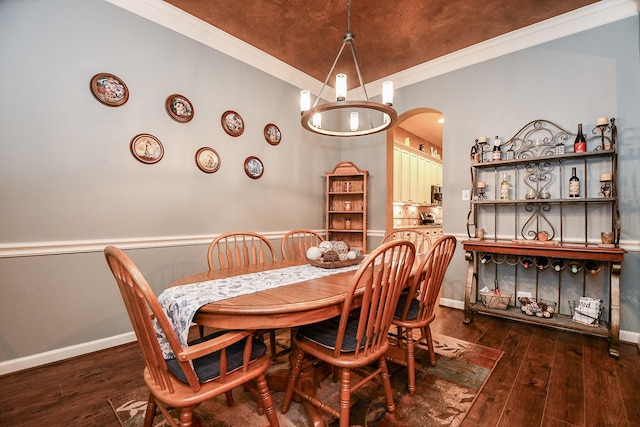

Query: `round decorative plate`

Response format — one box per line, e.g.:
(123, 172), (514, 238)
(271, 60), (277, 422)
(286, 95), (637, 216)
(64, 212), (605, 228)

(90, 73), (129, 107)
(221, 110), (244, 136)
(264, 123), (281, 145)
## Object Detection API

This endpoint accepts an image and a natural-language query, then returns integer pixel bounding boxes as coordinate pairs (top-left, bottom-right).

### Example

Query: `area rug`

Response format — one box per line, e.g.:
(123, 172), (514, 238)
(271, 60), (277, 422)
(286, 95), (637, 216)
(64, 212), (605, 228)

(108, 333), (502, 427)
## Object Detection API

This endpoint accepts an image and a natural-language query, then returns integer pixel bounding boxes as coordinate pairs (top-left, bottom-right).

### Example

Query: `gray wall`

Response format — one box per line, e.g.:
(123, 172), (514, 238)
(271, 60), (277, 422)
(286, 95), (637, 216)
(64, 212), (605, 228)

(1, 0), (638, 367)
(393, 16), (640, 334)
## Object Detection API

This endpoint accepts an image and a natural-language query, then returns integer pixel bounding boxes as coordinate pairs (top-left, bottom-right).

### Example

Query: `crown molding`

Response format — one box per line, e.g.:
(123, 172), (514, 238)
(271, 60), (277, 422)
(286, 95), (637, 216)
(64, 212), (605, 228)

(106, 0), (637, 99)
(385, 0), (639, 90)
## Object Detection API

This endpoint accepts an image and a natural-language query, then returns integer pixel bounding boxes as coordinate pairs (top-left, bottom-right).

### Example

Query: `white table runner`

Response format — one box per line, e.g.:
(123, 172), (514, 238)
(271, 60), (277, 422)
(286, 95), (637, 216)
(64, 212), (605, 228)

(155, 263), (361, 359)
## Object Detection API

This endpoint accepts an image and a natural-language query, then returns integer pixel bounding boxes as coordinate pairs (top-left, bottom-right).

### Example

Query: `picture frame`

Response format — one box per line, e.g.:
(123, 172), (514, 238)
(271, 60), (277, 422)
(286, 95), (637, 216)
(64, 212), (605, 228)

(264, 123), (281, 145)
(90, 73), (129, 107)
(130, 133), (164, 164)
(221, 110), (244, 137)
(195, 147), (221, 173)
(165, 94), (194, 123)
(244, 156), (264, 179)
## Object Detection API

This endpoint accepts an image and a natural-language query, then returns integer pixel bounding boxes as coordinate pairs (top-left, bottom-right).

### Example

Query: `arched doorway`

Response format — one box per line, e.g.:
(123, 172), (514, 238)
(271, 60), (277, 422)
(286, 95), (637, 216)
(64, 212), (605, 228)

(385, 108), (444, 233)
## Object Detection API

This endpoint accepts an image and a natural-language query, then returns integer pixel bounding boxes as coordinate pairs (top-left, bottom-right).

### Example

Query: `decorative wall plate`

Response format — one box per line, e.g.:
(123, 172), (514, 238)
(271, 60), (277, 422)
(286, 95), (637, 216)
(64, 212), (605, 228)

(130, 134), (164, 164)
(264, 123), (281, 145)
(221, 110), (244, 136)
(90, 73), (129, 107)
(165, 94), (194, 123)
(244, 156), (264, 179)
(195, 147), (221, 173)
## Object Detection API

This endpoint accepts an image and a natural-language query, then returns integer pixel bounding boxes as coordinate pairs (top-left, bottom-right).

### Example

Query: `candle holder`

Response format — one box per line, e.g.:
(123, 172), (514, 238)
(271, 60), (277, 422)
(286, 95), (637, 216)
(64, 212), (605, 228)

(592, 118), (612, 150)
(473, 137), (489, 163)
(599, 174), (613, 198)
(476, 182), (486, 200)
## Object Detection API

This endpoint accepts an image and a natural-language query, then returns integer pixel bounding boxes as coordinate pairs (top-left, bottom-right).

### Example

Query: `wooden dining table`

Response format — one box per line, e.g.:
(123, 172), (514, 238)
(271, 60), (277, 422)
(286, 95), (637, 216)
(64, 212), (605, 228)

(169, 258), (364, 427)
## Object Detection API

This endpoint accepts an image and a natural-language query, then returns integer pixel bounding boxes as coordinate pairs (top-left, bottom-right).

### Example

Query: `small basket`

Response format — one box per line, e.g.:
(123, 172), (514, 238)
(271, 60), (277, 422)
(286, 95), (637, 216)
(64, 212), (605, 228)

(479, 290), (512, 310)
(569, 299), (604, 326)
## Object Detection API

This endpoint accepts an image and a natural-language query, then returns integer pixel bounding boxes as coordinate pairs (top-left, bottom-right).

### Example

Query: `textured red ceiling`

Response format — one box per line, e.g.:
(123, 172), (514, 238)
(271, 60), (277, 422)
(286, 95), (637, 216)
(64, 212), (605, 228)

(164, 0), (598, 88)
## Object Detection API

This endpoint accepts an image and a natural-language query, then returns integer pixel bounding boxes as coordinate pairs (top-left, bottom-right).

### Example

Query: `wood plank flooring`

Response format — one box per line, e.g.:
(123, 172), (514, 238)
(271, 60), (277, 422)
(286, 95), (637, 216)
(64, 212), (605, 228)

(1, 306), (638, 426)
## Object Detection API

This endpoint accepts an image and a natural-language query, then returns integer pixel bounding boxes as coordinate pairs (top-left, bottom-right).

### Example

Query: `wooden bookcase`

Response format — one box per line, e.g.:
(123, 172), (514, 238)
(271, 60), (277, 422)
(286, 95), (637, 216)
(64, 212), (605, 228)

(326, 161), (368, 252)
(462, 119), (624, 357)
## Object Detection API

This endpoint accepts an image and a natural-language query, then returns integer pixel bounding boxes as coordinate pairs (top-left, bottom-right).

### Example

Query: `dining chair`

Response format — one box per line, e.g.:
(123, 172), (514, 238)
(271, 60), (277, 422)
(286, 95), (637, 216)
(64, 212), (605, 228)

(381, 227), (433, 255)
(386, 235), (457, 395)
(280, 229), (324, 261)
(281, 240), (416, 427)
(104, 246), (280, 427)
(206, 231), (279, 356)
(207, 231), (277, 270)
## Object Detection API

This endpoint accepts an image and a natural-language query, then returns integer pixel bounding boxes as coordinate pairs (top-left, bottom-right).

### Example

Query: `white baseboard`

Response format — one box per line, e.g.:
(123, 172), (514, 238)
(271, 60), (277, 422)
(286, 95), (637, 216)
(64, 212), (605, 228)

(0, 332), (136, 376)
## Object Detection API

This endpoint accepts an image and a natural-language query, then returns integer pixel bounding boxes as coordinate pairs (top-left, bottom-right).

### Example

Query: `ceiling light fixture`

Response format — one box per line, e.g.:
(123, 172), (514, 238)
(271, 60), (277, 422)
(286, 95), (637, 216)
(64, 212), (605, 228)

(299, 0), (398, 137)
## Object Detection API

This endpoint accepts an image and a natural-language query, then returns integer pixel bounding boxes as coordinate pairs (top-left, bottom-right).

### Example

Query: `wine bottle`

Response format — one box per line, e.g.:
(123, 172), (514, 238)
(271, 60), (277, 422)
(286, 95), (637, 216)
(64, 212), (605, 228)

(584, 260), (601, 274)
(500, 173), (510, 200)
(521, 256), (533, 269)
(554, 137), (565, 155)
(480, 253), (492, 264)
(551, 259), (565, 272)
(569, 167), (580, 198)
(535, 256), (550, 270)
(574, 123), (586, 153)
(492, 136), (502, 161)
(568, 260), (582, 274)
(505, 143), (515, 160)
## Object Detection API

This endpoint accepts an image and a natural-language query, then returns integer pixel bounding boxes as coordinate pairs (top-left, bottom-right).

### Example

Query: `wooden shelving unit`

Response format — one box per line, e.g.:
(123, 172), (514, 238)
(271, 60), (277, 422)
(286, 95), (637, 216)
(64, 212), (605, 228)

(326, 161), (368, 252)
(463, 119), (624, 358)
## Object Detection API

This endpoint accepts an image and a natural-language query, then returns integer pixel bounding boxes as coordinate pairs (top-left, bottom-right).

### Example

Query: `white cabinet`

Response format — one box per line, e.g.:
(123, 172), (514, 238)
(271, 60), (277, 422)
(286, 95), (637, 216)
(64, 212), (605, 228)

(393, 146), (402, 201)
(394, 143), (442, 204)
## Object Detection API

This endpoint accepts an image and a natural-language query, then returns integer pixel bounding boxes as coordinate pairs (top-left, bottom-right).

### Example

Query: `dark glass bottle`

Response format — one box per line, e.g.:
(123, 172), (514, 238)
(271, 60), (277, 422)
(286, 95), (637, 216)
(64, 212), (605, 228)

(568, 260), (582, 274)
(492, 136), (502, 161)
(574, 123), (586, 153)
(551, 259), (565, 272)
(569, 167), (580, 198)
(585, 260), (601, 275)
(535, 256), (550, 270)
(480, 253), (492, 264)
(521, 256), (533, 269)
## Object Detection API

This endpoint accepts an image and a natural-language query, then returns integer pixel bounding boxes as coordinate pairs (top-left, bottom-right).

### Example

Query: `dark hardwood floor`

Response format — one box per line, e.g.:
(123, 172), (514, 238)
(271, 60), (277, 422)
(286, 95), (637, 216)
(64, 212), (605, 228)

(1, 306), (638, 426)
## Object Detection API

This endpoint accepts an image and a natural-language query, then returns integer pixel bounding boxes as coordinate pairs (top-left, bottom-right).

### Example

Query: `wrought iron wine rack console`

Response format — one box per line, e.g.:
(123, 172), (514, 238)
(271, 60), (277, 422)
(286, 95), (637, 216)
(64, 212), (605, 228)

(463, 119), (625, 357)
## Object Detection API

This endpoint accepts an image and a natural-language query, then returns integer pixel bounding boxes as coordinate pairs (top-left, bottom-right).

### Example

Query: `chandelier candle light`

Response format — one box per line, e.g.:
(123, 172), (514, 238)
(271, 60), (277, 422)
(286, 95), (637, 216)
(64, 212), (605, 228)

(299, 0), (397, 137)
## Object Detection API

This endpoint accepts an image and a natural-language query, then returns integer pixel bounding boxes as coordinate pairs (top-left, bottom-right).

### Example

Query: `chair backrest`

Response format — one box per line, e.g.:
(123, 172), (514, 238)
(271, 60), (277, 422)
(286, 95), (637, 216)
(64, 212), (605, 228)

(104, 245), (201, 393)
(334, 240), (416, 359)
(281, 229), (325, 261)
(395, 235), (457, 324)
(207, 231), (276, 270)
(382, 228), (432, 255)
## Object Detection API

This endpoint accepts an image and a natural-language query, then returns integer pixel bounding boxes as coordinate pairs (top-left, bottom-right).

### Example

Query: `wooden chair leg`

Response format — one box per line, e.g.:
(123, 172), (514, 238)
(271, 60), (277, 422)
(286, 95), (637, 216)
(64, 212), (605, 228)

(269, 330), (277, 357)
(178, 406), (195, 427)
(143, 394), (156, 427)
(378, 358), (396, 413)
(425, 326), (437, 366)
(406, 328), (416, 396)
(198, 324), (205, 337)
(256, 373), (280, 427)
(339, 368), (352, 427)
(281, 347), (305, 414)
(225, 390), (234, 407)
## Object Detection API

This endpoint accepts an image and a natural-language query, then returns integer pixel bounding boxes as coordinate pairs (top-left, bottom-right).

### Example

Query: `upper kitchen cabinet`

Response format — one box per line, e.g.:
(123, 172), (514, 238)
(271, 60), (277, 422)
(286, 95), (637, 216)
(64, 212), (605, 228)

(393, 143), (442, 204)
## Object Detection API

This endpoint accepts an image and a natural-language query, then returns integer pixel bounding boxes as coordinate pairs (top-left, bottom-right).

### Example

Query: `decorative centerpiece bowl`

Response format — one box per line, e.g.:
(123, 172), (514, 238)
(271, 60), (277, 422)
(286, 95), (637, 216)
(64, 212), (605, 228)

(306, 241), (363, 269)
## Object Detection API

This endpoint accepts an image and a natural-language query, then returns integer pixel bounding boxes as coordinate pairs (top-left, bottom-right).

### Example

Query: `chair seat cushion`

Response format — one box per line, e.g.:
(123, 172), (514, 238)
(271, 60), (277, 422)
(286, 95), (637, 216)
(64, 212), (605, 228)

(394, 294), (420, 321)
(166, 331), (267, 384)
(297, 314), (364, 352)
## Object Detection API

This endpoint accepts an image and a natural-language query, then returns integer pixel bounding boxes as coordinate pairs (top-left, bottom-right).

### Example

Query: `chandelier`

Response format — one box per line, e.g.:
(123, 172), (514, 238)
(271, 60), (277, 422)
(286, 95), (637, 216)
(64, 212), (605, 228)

(299, 0), (398, 137)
